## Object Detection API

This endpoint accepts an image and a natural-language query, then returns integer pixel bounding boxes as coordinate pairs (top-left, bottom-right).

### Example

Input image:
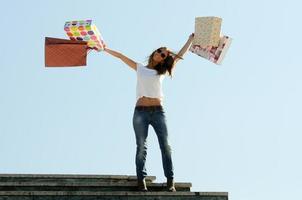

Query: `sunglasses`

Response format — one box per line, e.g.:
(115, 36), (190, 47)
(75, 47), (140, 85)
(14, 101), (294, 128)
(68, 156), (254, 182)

(156, 49), (168, 59)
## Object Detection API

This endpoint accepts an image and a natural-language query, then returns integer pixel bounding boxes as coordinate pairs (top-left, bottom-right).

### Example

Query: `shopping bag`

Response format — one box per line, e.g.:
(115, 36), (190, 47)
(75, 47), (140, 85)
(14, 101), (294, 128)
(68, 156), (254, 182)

(64, 20), (105, 51)
(45, 37), (88, 67)
(190, 35), (232, 65)
(193, 17), (222, 47)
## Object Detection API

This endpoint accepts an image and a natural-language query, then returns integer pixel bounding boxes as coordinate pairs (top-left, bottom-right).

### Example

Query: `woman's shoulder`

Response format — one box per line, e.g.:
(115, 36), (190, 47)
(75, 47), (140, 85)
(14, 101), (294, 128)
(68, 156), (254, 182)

(136, 62), (145, 71)
(136, 62), (145, 67)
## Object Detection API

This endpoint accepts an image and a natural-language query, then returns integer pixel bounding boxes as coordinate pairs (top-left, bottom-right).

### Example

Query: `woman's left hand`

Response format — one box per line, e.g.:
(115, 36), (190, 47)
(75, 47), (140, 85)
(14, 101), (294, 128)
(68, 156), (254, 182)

(189, 33), (194, 40)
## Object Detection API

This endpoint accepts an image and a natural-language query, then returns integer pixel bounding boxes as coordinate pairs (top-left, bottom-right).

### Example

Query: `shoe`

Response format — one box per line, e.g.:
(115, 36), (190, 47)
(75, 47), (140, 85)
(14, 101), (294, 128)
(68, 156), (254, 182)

(137, 178), (148, 192)
(167, 178), (176, 192)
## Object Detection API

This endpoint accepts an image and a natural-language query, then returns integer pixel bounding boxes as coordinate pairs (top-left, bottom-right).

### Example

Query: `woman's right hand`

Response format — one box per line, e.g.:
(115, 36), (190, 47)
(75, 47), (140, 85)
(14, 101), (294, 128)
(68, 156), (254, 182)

(189, 33), (194, 41)
(103, 44), (107, 51)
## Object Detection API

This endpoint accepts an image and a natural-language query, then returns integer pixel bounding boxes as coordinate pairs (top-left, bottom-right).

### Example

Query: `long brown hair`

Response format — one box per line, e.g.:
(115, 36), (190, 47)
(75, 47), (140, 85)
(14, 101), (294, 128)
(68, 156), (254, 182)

(147, 47), (176, 77)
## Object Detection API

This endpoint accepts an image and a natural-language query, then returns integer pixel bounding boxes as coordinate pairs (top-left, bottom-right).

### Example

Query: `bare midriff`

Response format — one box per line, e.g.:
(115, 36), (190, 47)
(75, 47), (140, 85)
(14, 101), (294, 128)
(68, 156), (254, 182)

(135, 96), (162, 106)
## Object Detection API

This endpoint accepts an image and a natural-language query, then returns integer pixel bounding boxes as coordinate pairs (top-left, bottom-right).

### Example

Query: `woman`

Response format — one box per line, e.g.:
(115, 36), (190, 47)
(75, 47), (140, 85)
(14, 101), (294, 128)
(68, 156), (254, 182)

(104, 33), (194, 192)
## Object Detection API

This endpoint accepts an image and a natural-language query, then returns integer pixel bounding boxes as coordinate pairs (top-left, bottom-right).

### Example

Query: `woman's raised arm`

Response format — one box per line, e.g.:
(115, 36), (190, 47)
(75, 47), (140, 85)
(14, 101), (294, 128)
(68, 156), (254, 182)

(104, 47), (137, 71)
(174, 33), (194, 64)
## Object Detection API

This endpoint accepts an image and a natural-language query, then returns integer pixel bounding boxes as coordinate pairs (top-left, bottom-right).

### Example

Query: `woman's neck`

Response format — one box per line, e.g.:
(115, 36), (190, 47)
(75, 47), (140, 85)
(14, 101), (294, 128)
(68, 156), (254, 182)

(148, 60), (159, 69)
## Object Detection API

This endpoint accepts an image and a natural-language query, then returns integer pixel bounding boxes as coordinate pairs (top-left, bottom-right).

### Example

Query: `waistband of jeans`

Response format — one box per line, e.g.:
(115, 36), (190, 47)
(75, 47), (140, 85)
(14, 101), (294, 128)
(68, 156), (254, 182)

(135, 105), (163, 111)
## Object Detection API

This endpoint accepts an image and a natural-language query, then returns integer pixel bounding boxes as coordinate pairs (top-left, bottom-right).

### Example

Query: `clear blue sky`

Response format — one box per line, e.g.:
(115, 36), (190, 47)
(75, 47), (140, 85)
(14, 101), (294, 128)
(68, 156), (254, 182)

(0, 0), (301, 200)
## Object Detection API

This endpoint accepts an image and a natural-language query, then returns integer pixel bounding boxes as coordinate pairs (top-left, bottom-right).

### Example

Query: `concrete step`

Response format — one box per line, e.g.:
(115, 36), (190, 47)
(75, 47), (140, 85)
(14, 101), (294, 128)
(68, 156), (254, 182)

(0, 174), (156, 183)
(0, 181), (192, 192)
(0, 191), (228, 200)
(0, 174), (228, 200)
(0, 174), (191, 191)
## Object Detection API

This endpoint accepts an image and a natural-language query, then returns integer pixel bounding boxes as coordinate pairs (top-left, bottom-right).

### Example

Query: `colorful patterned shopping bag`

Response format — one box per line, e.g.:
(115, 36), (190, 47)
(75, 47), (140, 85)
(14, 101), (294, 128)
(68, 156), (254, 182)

(193, 17), (222, 47)
(190, 35), (232, 65)
(64, 20), (105, 51)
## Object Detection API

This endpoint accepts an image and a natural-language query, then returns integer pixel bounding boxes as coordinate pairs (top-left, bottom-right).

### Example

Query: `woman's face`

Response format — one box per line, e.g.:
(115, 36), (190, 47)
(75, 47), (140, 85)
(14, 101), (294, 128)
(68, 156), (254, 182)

(153, 48), (169, 63)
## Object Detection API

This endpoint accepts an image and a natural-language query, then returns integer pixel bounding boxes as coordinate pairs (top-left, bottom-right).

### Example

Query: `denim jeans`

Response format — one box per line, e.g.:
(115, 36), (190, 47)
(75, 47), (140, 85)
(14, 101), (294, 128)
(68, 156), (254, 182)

(132, 106), (174, 180)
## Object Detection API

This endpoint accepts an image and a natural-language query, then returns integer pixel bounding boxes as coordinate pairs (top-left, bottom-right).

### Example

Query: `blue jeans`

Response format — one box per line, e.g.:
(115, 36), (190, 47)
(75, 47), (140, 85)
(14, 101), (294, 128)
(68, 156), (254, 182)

(132, 106), (174, 180)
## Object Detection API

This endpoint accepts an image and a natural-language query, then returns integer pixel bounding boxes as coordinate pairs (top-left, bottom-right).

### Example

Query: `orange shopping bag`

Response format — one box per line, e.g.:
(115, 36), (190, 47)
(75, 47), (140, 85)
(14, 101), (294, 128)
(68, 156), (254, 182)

(45, 37), (88, 67)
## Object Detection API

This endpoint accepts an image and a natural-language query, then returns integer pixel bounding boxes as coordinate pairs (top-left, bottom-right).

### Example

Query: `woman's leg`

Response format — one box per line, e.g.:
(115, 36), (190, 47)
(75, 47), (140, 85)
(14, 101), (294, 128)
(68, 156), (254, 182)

(132, 109), (149, 180)
(150, 110), (174, 179)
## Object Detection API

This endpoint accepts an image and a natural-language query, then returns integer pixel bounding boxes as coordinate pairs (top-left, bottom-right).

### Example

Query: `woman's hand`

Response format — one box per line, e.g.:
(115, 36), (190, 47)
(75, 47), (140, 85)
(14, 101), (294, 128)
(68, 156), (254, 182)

(103, 44), (108, 52)
(188, 33), (194, 41)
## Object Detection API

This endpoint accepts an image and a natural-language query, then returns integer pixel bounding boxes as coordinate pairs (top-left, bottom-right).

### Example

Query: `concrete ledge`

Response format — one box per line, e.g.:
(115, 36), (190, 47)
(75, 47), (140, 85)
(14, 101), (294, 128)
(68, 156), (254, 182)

(0, 174), (228, 200)
(0, 181), (192, 188)
(0, 191), (228, 196)
(0, 174), (156, 182)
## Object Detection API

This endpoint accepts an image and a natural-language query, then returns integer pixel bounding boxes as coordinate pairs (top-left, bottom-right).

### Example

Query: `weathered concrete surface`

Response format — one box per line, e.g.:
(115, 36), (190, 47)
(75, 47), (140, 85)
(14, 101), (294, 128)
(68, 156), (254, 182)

(0, 174), (228, 200)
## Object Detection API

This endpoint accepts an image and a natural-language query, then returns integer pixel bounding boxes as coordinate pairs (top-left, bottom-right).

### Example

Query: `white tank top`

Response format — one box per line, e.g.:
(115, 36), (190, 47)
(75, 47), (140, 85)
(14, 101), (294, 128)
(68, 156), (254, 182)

(136, 63), (165, 101)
